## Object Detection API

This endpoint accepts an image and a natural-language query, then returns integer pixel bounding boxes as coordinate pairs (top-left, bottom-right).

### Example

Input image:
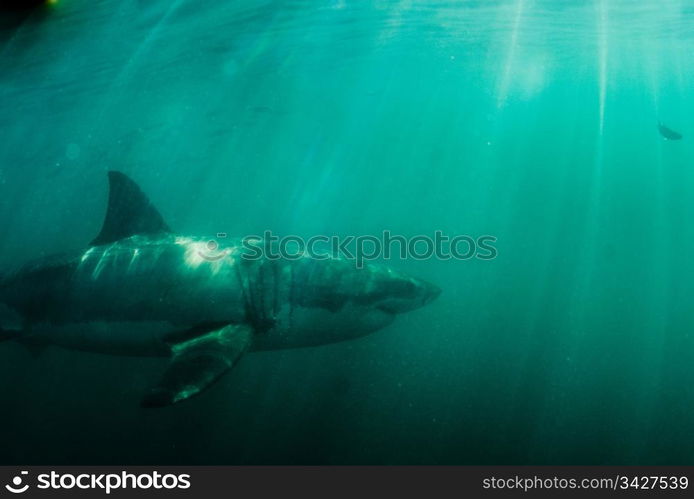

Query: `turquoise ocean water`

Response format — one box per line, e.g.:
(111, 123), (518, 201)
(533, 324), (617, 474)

(1, 0), (694, 464)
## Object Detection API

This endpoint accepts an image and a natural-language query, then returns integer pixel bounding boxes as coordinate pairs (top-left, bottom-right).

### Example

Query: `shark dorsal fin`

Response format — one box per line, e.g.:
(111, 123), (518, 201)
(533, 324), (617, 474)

(90, 171), (171, 246)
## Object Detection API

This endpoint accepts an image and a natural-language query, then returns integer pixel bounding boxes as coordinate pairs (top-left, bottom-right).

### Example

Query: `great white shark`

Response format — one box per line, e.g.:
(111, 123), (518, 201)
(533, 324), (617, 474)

(0, 172), (441, 407)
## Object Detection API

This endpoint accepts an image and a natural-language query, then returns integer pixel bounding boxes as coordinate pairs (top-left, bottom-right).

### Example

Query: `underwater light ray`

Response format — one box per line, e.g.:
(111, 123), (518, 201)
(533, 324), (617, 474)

(496, 0), (524, 109)
(597, 0), (608, 136)
(570, 0), (610, 327)
(89, 0), (186, 129)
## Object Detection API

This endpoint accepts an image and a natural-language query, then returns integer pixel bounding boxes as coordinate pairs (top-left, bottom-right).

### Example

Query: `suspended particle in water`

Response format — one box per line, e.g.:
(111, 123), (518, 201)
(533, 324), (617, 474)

(66, 143), (81, 160)
(223, 59), (239, 77)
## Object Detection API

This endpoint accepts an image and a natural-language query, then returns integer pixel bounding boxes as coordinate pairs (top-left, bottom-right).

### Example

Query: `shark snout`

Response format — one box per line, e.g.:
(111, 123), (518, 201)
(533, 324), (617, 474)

(376, 275), (441, 314)
(421, 280), (442, 305)
(412, 279), (441, 312)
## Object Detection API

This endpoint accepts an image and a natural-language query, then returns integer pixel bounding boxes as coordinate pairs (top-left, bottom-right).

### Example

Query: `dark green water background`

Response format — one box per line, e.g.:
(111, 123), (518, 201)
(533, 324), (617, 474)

(1, 0), (693, 464)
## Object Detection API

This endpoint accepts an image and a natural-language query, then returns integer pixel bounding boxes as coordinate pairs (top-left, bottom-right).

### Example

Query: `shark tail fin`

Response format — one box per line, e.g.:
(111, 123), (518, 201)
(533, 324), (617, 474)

(0, 327), (20, 343)
(0, 303), (21, 340)
(0, 306), (21, 345)
(0, 326), (45, 358)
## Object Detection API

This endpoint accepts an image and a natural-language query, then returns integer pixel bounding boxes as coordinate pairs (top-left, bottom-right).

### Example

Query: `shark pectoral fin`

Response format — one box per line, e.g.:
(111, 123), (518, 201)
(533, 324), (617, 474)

(141, 324), (253, 408)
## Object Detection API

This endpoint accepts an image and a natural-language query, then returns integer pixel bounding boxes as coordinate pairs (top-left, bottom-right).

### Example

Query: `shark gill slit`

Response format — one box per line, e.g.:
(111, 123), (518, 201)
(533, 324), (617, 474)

(259, 261), (268, 324)
(233, 262), (254, 331)
(288, 262), (295, 330)
(272, 263), (280, 320)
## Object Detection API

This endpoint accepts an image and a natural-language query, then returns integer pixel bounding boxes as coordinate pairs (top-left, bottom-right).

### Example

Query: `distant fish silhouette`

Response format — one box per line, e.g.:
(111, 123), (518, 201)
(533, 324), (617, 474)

(658, 122), (683, 140)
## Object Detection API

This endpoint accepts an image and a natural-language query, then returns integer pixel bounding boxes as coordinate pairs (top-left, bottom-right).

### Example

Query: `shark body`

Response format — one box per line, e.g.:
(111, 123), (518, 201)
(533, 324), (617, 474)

(0, 172), (440, 406)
